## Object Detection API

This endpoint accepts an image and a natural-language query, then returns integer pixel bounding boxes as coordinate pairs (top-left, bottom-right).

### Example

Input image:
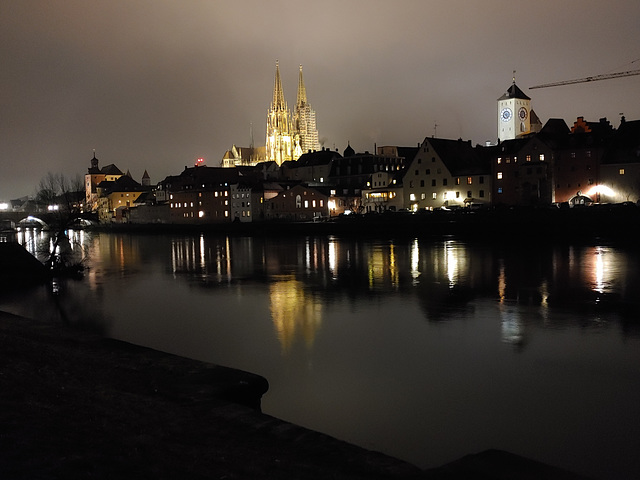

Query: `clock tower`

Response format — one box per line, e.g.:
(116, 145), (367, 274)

(498, 75), (531, 142)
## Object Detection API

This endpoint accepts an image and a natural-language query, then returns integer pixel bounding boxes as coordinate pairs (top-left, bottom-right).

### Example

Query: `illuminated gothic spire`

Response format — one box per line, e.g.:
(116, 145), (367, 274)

(272, 60), (286, 110)
(297, 64), (307, 107)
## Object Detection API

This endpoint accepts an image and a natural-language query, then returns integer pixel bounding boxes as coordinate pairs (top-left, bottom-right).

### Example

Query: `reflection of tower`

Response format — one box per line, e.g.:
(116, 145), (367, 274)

(266, 61), (297, 165)
(294, 65), (320, 154)
(269, 278), (322, 353)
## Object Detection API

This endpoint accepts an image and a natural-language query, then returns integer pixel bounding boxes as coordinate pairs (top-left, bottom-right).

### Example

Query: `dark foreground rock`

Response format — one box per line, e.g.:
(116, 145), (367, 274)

(0, 311), (591, 479)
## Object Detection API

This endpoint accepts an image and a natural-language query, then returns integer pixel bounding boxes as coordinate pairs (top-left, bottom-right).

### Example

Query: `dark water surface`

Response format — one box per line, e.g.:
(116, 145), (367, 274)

(3, 230), (640, 479)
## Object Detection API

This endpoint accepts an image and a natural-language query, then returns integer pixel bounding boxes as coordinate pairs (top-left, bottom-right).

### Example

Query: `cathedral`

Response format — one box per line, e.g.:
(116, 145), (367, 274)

(266, 62), (320, 165)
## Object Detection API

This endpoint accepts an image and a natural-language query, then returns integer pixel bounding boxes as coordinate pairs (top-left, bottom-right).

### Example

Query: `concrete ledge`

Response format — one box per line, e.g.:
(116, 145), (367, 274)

(0, 311), (592, 479)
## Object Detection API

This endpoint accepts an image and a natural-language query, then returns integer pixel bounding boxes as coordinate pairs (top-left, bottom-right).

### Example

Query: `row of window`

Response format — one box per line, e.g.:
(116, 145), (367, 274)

(169, 191), (228, 200)
(409, 190), (486, 201)
(409, 176), (485, 188)
(170, 200), (229, 208)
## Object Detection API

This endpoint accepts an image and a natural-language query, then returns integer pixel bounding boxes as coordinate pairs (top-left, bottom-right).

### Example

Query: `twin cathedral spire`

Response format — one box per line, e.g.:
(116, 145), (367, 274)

(266, 62), (320, 165)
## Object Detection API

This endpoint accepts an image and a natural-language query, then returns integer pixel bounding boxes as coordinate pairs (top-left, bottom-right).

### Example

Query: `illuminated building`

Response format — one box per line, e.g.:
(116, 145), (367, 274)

(403, 137), (490, 211)
(497, 77), (542, 142)
(361, 146), (417, 213)
(221, 145), (266, 168)
(266, 61), (299, 165)
(294, 65), (320, 154)
(85, 153), (124, 212)
(265, 62), (320, 165)
(96, 174), (148, 223)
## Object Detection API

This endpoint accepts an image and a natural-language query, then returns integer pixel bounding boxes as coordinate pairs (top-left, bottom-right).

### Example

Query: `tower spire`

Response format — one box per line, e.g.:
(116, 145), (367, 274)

(297, 64), (307, 107)
(272, 60), (286, 109)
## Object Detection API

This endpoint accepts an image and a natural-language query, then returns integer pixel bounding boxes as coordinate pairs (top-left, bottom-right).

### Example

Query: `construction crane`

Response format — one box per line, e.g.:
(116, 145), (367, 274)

(530, 68), (640, 89)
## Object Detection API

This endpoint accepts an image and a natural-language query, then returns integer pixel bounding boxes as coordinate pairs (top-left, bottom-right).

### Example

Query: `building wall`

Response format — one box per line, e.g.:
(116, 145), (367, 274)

(599, 163), (640, 203)
(230, 185), (253, 222)
(265, 185), (328, 221)
(168, 188), (231, 224)
(403, 143), (489, 211)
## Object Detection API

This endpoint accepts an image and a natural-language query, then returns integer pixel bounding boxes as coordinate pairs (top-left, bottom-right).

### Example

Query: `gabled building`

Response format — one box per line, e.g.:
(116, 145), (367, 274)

(552, 117), (613, 204)
(161, 166), (243, 224)
(85, 153), (123, 211)
(221, 145), (266, 168)
(404, 137), (490, 211)
(96, 174), (148, 223)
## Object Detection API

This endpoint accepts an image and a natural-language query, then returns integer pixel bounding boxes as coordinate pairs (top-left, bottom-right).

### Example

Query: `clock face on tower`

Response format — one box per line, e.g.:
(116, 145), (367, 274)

(501, 107), (512, 122)
(518, 107), (528, 121)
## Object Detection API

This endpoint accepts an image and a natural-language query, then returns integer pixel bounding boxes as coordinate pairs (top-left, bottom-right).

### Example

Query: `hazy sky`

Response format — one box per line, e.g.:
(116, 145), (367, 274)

(2, 0), (639, 200)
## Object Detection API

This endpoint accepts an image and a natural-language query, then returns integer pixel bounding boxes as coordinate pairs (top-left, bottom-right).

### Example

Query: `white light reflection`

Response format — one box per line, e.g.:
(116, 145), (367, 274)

(328, 238), (337, 278)
(444, 240), (465, 288)
(410, 239), (420, 284)
(594, 246), (605, 294)
(199, 234), (206, 271)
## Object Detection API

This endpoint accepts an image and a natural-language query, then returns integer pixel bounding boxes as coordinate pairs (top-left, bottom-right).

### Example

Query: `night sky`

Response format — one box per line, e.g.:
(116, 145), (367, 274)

(2, 0), (639, 200)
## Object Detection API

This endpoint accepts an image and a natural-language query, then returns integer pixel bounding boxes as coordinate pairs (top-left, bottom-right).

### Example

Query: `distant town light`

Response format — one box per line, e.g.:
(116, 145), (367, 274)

(0, 203), (8, 210)
(195, 157), (205, 166)
(48, 205), (59, 211)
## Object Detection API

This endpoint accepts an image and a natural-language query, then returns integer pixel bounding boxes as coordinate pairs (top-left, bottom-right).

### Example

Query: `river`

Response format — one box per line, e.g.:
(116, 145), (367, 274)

(3, 229), (640, 479)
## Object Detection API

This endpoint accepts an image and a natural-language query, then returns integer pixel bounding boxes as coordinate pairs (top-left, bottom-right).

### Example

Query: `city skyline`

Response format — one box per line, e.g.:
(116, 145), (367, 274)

(2, 0), (640, 200)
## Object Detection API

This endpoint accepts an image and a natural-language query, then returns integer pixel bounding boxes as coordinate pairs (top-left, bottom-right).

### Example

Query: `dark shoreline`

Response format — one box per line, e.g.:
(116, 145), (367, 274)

(0, 311), (592, 479)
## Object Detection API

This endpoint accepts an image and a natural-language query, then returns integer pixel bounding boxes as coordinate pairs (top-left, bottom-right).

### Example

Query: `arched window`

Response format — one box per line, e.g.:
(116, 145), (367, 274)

(296, 195), (302, 208)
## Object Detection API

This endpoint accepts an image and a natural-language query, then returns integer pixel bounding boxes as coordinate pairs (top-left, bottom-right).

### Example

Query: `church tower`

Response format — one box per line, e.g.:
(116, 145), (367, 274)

(294, 65), (320, 154)
(498, 75), (532, 142)
(266, 61), (298, 165)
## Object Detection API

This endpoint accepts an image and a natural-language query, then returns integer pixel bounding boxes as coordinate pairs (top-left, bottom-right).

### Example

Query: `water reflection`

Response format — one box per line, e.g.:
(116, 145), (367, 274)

(6, 230), (640, 479)
(269, 276), (323, 353)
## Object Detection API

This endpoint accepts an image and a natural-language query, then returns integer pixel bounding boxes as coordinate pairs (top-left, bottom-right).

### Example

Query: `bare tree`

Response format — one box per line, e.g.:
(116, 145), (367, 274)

(35, 172), (86, 273)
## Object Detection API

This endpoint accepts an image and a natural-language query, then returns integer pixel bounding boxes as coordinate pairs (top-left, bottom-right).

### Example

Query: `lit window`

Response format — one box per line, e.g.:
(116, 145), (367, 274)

(539, 154), (545, 161)
(421, 193), (426, 200)
(467, 177), (472, 185)
(432, 193), (437, 199)
(526, 155), (531, 162)
(498, 187), (503, 194)
(304, 200), (309, 208)
(410, 193), (416, 201)
(497, 172), (503, 179)
(312, 200), (316, 208)
(199, 211), (204, 218)
(497, 158), (502, 164)
(619, 168), (625, 175)
(224, 211), (229, 217)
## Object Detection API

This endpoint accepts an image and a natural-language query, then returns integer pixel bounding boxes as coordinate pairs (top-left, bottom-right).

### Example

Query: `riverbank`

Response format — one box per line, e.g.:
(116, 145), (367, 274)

(100, 204), (640, 243)
(1, 310), (592, 479)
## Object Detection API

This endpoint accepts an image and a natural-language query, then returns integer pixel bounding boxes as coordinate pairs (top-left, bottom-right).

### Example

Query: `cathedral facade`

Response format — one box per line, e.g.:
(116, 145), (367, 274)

(266, 62), (320, 165)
